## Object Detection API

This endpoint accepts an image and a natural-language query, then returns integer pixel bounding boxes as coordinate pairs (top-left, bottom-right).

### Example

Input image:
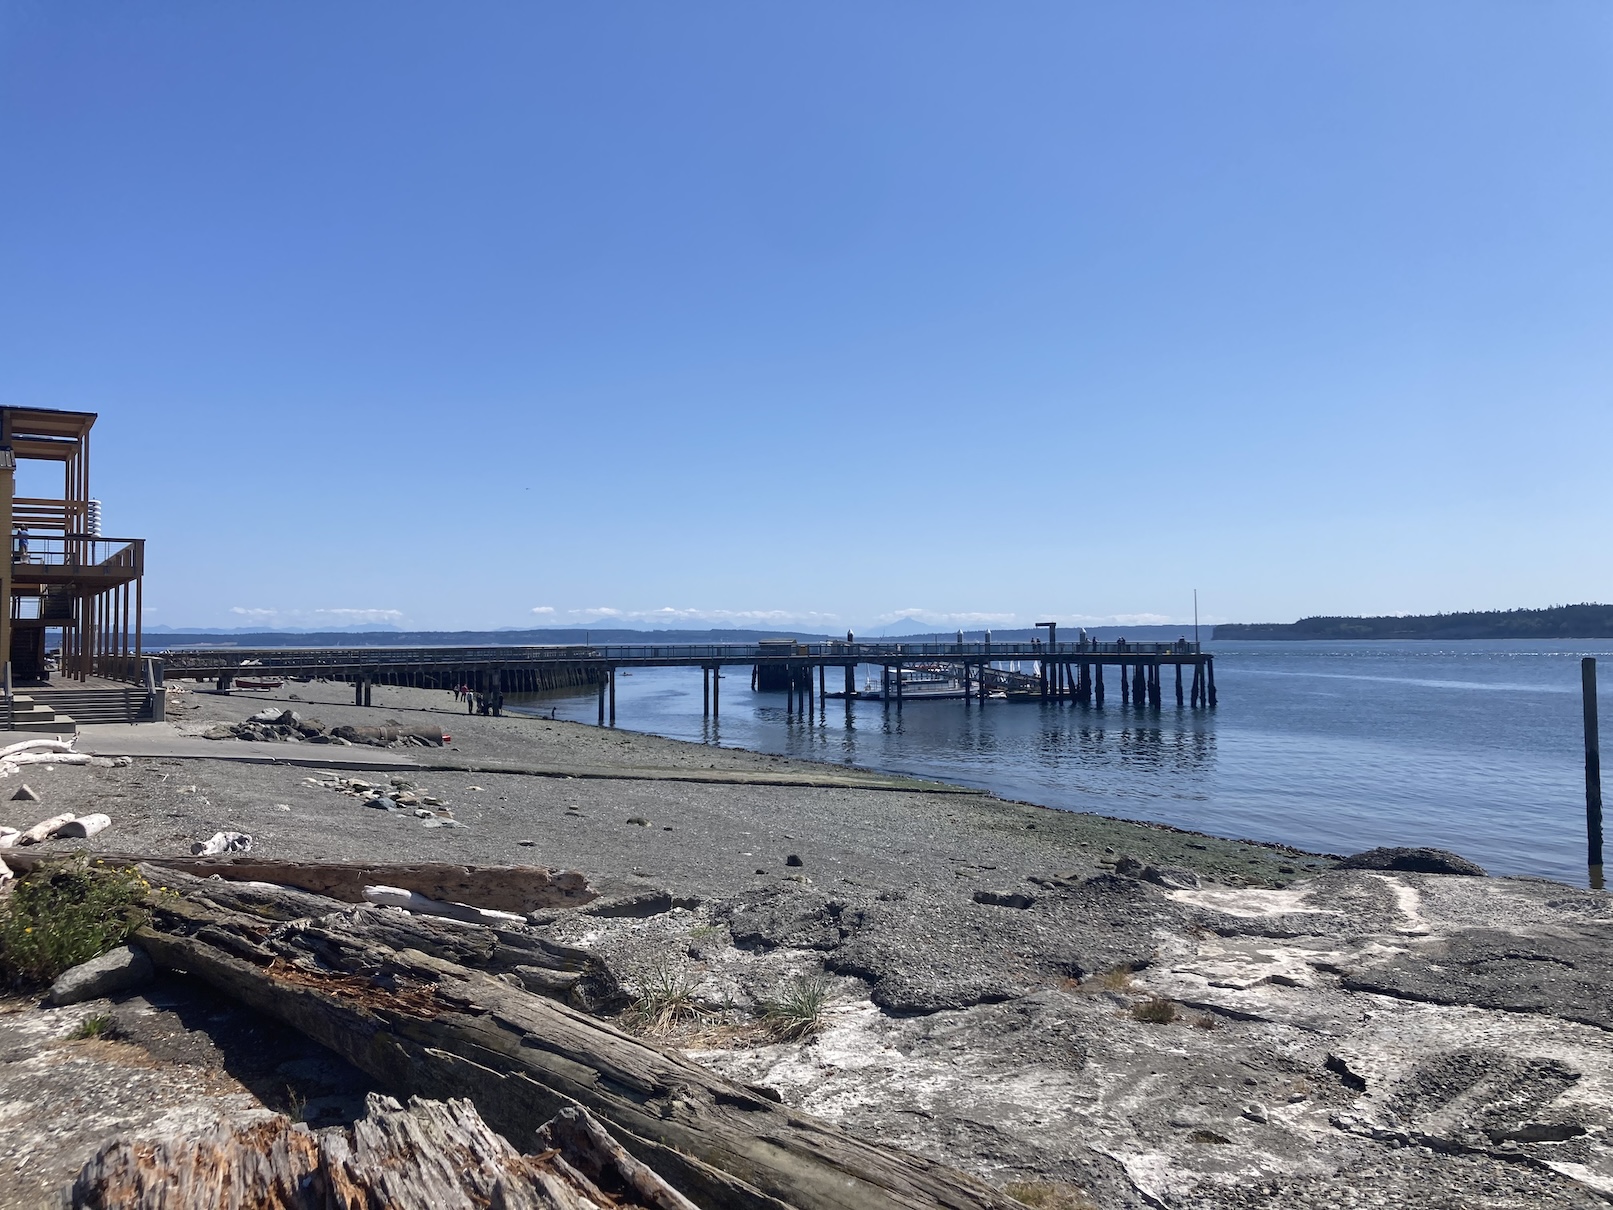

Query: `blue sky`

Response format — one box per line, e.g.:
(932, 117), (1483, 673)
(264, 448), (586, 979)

(2, 3), (1609, 632)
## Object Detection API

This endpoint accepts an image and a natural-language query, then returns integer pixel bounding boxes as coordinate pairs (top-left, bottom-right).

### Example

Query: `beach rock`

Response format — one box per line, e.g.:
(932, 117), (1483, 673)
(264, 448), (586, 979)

(785, 854), (804, 867)
(1112, 854), (1146, 877)
(1337, 846), (1486, 876)
(368, 797), (399, 812)
(626, 816), (650, 826)
(1141, 864), (1202, 890)
(11, 784), (40, 802)
(191, 831), (252, 856)
(201, 724), (236, 740)
(973, 889), (1035, 909)
(48, 945), (154, 1006)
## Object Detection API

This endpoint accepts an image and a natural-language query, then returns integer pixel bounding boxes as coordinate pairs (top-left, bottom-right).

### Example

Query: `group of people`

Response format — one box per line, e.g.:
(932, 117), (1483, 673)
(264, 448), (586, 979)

(450, 683), (503, 716)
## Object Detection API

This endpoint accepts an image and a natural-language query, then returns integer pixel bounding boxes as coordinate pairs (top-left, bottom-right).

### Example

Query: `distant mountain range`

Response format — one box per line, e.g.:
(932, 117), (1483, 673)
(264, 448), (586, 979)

(1214, 604), (1613, 641)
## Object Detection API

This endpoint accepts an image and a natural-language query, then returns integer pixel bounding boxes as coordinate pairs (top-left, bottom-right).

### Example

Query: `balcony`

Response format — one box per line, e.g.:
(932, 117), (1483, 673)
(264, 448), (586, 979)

(9, 534), (143, 584)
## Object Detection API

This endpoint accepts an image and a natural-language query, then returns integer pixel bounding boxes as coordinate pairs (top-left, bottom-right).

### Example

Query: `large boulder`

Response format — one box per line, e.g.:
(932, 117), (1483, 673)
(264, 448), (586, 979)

(49, 945), (155, 1006)
(1337, 846), (1486, 876)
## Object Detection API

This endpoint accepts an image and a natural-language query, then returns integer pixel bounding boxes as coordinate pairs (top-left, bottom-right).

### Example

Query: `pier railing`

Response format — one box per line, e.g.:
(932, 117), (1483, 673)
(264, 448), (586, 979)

(157, 639), (1201, 673)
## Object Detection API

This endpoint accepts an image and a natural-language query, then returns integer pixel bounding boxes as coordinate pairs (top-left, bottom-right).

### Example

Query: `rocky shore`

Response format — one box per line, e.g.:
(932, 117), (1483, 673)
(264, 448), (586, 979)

(2, 678), (1610, 1208)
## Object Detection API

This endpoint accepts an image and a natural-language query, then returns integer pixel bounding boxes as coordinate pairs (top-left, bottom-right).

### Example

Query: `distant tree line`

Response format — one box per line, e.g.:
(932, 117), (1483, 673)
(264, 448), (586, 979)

(1214, 604), (1613, 640)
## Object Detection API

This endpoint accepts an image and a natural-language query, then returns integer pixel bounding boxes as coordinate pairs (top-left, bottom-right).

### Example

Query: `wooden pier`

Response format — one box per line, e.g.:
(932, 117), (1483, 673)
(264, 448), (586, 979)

(159, 635), (1216, 727)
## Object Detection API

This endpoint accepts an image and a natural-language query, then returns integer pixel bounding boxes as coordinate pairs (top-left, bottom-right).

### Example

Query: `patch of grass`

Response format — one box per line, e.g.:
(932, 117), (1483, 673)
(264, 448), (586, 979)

(69, 1012), (119, 1041)
(624, 959), (704, 1036)
(1076, 966), (1134, 994)
(0, 857), (150, 990)
(1130, 996), (1178, 1025)
(760, 974), (831, 1042)
(1192, 1012), (1220, 1030)
(1004, 1180), (1099, 1210)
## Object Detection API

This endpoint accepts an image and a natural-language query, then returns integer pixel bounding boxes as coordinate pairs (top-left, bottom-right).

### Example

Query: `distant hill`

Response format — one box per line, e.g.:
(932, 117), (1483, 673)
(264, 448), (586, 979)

(1214, 604), (1613, 641)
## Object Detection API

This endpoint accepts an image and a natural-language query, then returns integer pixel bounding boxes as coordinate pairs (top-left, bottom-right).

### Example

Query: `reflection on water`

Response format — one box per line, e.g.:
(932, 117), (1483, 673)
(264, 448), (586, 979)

(510, 640), (1613, 886)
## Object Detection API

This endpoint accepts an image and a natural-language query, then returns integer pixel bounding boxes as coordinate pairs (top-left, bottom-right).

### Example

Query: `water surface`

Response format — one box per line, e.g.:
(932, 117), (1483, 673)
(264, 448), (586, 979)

(511, 640), (1612, 885)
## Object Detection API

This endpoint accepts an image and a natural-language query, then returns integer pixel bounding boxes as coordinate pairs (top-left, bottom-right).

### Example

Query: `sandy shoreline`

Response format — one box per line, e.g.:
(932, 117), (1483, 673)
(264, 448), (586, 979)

(3, 680), (1612, 1208)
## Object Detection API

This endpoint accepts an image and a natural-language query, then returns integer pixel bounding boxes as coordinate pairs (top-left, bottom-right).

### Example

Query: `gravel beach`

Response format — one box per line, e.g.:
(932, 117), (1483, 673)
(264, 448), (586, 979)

(4, 679), (1612, 1209)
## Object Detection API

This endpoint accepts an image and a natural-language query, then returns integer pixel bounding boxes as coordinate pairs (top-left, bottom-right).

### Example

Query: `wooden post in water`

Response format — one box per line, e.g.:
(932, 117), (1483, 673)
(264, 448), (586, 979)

(712, 664), (720, 719)
(1175, 662), (1184, 707)
(1585, 658), (1603, 888)
(608, 668), (616, 726)
(1095, 662), (1105, 706)
(1190, 662), (1201, 706)
(703, 667), (710, 716)
(1206, 657), (1217, 707)
(597, 675), (605, 725)
(845, 663), (854, 696)
(1120, 664), (1130, 706)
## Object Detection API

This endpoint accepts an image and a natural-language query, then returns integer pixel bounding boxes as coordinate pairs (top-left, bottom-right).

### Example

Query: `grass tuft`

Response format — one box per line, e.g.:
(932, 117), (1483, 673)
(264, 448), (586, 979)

(1130, 996), (1178, 1025)
(761, 974), (831, 1041)
(624, 959), (704, 1036)
(69, 1012), (119, 1041)
(1004, 1180), (1099, 1210)
(0, 856), (150, 990)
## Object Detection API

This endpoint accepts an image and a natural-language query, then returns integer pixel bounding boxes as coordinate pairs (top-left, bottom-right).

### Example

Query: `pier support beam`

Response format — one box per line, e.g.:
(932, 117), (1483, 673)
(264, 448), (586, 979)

(703, 667), (710, 716)
(1175, 662), (1184, 707)
(1095, 663), (1105, 706)
(845, 663), (854, 696)
(1206, 657), (1217, 707)
(597, 675), (605, 724)
(1120, 664), (1130, 706)
(712, 665), (720, 719)
(608, 668), (617, 726)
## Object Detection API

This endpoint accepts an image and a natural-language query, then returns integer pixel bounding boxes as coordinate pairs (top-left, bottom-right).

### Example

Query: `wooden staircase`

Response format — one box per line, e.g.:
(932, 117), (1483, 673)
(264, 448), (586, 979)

(7, 686), (159, 731)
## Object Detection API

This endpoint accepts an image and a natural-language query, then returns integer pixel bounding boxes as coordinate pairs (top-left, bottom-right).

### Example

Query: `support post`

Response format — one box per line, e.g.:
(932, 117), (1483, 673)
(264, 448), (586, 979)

(1095, 663), (1105, 706)
(1585, 658), (1603, 888)
(597, 673), (605, 725)
(608, 667), (616, 726)
(355, 678), (364, 707)
(1120, 663), (1130, 705)
(703, 667), (710, 717)
(1207, 657), (1217, 707)
(896, 663), (904, 706)
(1175, 662), (1184, 707)
(845, 663), (854, 696)
(819, 664), (826, 700)
(712, 664), (720, 719)
(363, 678), (372, 707)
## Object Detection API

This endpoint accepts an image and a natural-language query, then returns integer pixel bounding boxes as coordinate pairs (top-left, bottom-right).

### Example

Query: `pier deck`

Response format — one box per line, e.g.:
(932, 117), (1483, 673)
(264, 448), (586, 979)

(158, 638), (1217, 724)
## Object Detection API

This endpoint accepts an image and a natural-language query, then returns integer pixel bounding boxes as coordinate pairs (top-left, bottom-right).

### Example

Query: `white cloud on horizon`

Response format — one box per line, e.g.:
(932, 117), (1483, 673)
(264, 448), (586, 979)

(229, 606), (406, 626)
(562, 606), (842, 627)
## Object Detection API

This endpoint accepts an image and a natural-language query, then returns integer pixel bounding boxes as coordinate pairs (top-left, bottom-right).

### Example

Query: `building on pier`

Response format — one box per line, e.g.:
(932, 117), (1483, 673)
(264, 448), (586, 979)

(0, 407), (145, 683)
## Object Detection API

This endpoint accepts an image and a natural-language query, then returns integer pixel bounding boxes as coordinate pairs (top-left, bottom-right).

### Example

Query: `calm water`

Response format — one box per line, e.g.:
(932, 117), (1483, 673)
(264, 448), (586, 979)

(510, 640), (1613, 886)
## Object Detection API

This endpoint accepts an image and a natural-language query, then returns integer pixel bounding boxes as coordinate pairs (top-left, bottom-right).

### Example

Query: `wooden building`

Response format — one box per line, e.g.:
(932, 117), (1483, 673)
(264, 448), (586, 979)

(0, 407), (144, 683)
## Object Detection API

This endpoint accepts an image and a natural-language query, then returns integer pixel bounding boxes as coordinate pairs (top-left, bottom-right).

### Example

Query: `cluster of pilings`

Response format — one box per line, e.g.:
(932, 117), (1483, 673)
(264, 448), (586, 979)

(1033, 656), (1216, 709)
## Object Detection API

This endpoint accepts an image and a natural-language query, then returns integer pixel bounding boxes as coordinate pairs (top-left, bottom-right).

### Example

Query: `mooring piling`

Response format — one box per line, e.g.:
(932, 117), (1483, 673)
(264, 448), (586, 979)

(1585, 657), (1603, 889)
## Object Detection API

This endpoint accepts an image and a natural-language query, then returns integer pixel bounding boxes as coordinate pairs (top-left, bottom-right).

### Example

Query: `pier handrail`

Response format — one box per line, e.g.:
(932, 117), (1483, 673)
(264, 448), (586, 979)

(157, 638), (1201, 673)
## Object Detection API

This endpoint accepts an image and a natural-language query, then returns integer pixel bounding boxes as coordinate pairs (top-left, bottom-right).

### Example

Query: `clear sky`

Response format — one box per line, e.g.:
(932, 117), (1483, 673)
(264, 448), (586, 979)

(2, 3), (1609, 632)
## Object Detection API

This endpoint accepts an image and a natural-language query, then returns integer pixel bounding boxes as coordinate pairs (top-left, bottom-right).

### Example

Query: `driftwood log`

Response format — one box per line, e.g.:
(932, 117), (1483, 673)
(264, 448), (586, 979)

(0, 852), (596, 913)
(64, 1094), (700, 1210)
(133, 871), (1020, 1210)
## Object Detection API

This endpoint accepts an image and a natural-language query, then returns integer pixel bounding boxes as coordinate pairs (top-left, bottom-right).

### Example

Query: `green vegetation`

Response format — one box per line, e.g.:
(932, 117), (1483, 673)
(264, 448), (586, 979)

(624, 959), (704, 1036)
(0, 857), (150, 989)
(1214, 604), (1613, 641)
(761, 974), (832, 1041)
(1130, 996), (1179, 1024)
(69, 1012), (119, 1040)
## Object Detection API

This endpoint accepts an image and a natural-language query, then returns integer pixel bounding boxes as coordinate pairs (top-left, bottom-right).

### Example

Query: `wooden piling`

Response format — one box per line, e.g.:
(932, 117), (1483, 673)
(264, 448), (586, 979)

(1585, 658), (1603, 886)
(1095, 663), (1105, 706)
(1206, 657), (1217, 707)
(1175, 662), (1184, 707)
(703, 667), (710, 716)
(712, 664), (720, 719)
(597, 676), (605, 725)
(608, 668), (616, 726)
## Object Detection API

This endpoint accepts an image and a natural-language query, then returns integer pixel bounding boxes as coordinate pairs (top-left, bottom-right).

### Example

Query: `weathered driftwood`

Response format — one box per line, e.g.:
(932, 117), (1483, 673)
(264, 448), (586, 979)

(15, 813), (76, 846)
(54, 813), (111, 839)
(135, 878), (1020, 1210)
(63, 1094), (699, 1210)
(137, 869), (625, 1012)
(363, 883), (527, 925)
(0, 851), (596, 913)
